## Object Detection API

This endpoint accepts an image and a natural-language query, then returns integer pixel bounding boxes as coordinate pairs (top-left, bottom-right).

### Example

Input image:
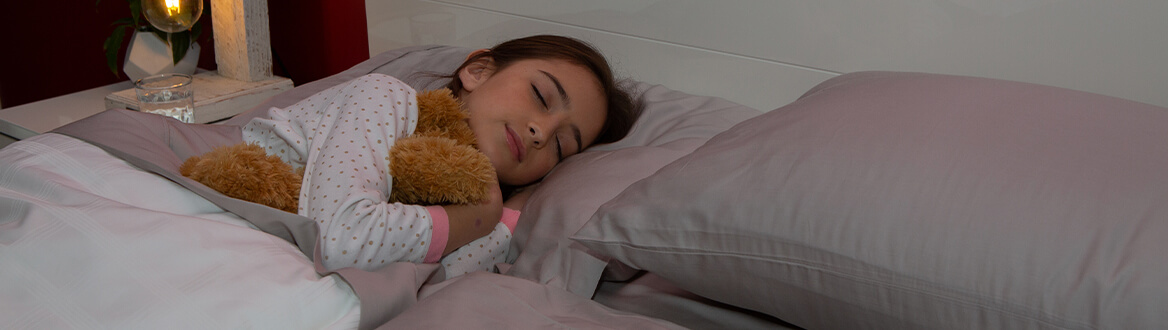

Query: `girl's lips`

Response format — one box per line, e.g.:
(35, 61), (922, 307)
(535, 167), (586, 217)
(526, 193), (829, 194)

(505, 126), (524, 162)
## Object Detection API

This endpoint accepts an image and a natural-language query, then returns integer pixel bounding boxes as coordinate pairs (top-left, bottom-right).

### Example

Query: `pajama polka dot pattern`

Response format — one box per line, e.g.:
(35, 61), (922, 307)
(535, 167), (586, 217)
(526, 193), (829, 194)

(243, 73), (439, 270)
(440, 221), (513, 279)
(242, 73), (516, 278)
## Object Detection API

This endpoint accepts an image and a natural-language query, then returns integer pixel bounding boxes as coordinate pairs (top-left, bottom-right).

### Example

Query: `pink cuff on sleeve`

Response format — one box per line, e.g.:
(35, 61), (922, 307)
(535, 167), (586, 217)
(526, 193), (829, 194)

(501, 207), (521, 233)
(423, 205), (449, 263)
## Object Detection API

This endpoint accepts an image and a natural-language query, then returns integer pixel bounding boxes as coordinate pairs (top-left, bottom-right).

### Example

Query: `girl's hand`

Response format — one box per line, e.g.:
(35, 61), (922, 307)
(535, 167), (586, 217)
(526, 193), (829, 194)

(440, 181), (503, 256)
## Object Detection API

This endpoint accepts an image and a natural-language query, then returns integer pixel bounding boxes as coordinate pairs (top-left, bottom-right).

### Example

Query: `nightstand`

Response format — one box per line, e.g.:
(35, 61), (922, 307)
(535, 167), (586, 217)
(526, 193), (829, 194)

(104, 71), (292, 124)
(0, 80), (133, 148)
(0, 70), (291, 149)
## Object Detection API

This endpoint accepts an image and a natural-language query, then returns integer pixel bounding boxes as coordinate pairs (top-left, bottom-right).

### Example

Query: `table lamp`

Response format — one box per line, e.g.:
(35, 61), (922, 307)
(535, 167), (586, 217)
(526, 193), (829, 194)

(142, 0), (203, 33)
(106, 0), (293, 123)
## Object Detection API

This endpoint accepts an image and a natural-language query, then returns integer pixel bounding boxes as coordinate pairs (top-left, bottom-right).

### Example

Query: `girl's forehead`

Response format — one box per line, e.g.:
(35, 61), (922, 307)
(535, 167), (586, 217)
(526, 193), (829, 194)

(506, 59), (602, 91)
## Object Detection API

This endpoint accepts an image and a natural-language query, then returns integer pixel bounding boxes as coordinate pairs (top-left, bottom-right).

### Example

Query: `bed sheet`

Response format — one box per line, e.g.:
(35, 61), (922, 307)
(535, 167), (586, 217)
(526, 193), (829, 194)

(383, 271), (685, 329)
(0, 133), (362, 329)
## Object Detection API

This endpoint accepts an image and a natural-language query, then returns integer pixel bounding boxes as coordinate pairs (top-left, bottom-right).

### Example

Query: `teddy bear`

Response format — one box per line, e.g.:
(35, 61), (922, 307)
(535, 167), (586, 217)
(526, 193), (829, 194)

(178, 88), (495, 213)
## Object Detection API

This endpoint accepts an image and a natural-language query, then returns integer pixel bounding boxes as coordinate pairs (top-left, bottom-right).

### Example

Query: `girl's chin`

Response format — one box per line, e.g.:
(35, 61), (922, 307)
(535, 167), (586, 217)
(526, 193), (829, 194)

(496, 170), (530, 187)
(487, 159), (511, 181)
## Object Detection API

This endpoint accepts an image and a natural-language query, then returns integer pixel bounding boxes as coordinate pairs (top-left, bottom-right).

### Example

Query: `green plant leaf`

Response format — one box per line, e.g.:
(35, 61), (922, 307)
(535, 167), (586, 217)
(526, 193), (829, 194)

(110, 17), (133, 26)
(129, 0), (142, 27)
(170, 31), (192, 65)
(98, 0), (154, 78)
(103, 26), (129, 77)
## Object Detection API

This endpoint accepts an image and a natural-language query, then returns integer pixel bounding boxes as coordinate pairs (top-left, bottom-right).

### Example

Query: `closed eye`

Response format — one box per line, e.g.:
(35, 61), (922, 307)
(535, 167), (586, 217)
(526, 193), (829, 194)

(555, 136), (563, 160)
(533, 84), (561, 159)
(532, 84), (548, 108)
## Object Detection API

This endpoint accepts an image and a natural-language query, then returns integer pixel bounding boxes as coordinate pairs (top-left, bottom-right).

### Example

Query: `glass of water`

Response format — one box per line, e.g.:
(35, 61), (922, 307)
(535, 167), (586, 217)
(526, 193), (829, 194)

(134, 73), (194, 123)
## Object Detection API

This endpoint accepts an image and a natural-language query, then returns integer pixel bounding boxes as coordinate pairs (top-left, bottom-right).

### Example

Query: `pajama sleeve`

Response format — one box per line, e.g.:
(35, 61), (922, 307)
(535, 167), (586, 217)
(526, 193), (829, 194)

(439, 208), (520, 279)
(304, 74), (452, 270)
(243, 73), (517, 276)
(245, 73), (448, 271)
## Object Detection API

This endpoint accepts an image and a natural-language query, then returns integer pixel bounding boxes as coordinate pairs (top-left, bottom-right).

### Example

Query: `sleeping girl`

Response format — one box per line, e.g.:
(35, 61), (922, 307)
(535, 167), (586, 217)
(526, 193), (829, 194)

(239, 35), (640, 278)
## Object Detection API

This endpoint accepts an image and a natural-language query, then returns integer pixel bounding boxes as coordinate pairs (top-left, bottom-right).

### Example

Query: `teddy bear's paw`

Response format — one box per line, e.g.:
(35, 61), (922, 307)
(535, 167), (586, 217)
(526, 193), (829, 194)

(180, 143), (303, 213)
(388, 136), (495, 205)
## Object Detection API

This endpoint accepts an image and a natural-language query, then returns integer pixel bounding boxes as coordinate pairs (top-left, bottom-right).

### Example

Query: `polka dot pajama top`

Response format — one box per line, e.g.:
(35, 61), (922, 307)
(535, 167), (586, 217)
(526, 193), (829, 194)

(242, 73), (518, 279)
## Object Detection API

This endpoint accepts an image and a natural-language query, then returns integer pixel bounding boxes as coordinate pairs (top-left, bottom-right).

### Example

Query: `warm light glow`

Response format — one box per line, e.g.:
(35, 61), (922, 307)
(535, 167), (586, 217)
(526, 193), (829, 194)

(166, 0), (181, 16)
(143, 0), (203, 33)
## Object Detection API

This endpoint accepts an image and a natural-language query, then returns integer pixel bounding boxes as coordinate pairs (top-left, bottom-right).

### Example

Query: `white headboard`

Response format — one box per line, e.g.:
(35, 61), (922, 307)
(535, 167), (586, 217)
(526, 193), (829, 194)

(366, 0), (1168, 111)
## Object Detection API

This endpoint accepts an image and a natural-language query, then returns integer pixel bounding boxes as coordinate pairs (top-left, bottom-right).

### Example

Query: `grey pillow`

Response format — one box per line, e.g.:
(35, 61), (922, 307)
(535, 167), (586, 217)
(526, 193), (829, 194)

(505, 82), (761, 296)
(574, 71), (1168, 329)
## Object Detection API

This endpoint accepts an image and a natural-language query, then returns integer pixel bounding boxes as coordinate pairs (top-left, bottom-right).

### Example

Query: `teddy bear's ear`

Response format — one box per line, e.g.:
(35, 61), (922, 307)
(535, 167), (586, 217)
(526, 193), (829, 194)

(415, 89), (477, 147)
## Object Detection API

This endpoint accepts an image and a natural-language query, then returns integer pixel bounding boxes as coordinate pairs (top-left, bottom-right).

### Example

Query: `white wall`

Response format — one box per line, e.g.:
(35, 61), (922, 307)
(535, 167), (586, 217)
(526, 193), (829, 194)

(367, 0), (1168, 111)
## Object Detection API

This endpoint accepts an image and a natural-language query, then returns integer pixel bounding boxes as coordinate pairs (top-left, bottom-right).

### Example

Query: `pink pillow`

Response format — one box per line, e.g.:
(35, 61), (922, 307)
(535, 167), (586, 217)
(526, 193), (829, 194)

(575, 71), (1168, 329)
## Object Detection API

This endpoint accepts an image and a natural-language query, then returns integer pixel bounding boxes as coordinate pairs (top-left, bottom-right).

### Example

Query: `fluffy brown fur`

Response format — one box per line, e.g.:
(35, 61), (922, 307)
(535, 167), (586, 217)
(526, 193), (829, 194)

(413, 88), (476, 146)
(180, 88), (494, 212)
(387, 136), (494, 205)
(179, 143), (303, 213)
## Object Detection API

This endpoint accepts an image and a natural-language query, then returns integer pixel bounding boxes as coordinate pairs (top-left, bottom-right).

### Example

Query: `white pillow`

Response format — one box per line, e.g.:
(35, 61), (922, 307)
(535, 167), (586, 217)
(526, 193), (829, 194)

(574, 71), (1168, 329)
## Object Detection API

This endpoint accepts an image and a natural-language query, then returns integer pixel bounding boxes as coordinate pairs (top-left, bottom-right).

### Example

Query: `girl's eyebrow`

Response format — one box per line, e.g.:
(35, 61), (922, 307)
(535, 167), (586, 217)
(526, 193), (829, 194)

(538, 70), (571, 108)
(538, 69), (582, 153)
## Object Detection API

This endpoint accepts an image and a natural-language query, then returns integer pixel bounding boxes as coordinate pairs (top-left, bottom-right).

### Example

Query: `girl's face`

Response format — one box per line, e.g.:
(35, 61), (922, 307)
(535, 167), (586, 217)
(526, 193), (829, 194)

(458, 53), (607, 186)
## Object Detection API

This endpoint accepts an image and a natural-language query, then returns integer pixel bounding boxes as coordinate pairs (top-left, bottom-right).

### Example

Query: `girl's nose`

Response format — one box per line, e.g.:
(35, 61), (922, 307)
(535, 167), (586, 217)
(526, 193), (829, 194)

(528, 114), (562, 149)
(528, 125), (546, 148)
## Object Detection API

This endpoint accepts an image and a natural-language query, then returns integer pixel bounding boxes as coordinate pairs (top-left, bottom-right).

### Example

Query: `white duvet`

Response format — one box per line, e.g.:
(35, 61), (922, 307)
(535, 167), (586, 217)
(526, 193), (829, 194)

(0, 133), (360, 329)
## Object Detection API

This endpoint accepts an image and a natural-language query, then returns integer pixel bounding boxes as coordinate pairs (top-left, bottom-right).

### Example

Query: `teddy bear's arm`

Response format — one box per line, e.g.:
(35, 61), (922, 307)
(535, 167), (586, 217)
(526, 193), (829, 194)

(291, 74), (449, 270)
(388, 136), (495, 205)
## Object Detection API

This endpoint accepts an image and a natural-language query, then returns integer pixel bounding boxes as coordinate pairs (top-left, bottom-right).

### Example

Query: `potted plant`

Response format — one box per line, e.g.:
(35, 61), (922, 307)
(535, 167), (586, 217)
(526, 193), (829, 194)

(101, 0), (209, 80)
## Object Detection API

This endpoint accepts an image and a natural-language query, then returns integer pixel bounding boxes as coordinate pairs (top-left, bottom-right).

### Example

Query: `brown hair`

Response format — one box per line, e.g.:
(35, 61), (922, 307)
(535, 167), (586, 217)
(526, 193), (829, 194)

(445, 35), (641, 146)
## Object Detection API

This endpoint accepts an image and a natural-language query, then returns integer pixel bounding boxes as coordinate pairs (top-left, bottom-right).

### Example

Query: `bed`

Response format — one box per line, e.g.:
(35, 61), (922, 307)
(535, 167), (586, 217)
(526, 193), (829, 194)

(3, 1), (1168, 329)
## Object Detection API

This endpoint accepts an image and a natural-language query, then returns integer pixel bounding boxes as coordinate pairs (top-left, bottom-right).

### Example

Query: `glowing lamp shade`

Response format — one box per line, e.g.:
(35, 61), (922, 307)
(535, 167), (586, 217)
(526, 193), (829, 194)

(143, 0), (204, 33)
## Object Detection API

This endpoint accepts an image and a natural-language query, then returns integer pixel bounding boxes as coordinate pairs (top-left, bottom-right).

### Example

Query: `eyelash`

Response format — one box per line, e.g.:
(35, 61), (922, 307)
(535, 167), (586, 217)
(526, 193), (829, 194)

(532, 84), (564, 160)
(532, 84), (548, 108)
(555, 138), (564, 160)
